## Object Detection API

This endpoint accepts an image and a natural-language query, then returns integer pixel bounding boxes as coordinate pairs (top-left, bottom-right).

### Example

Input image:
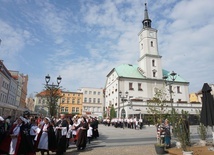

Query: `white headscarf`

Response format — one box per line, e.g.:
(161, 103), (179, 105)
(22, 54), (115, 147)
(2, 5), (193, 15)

(0, 116), (4, 121)
(45, 117), (51, 122)
(19, 116), (28, 124)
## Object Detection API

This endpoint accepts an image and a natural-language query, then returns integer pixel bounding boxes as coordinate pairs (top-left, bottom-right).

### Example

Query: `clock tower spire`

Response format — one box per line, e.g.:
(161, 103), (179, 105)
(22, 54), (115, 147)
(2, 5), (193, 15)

(138, 3), (163, 79)
(142, 3), (152, 28)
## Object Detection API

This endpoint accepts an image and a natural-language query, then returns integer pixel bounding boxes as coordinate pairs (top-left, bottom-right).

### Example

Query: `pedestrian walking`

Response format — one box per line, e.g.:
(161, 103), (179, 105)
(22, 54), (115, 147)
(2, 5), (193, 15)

(35, 117), (56, 155)
(75, 116), (89, 151)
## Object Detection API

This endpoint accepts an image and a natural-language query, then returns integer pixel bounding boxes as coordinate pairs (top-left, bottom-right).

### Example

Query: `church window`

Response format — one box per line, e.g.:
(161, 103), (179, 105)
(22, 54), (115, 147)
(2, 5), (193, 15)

(177, 86), (181, 93)
(153, 71), (156, 77)
(129, 83), (134, 90)
(138, 83), (143, 91)
(152, 60), (155, 67)
(141, 43), (143, 49)
(151, 41), (153, 47)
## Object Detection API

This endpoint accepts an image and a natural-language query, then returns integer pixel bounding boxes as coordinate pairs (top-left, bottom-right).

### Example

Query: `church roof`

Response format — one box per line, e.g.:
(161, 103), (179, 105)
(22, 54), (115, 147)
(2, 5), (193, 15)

(114, 64), (188, 83)
(115, 64), (145, 79)
(162, 69), (187, 82)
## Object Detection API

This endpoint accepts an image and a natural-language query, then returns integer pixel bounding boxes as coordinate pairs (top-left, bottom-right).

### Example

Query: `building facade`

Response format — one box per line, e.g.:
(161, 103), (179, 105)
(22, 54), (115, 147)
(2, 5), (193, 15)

(78, 87), (104, 119)
(104, 4), (199, 119)
(0, 60), (28, 118)
(60, 91), (83, 116)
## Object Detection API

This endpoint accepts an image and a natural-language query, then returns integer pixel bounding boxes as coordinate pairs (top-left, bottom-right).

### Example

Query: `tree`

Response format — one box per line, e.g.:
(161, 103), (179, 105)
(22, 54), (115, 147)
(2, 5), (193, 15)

(44, 86), (62, 117)
(110, 106), (116, 120)
(147, 88), (168, 125)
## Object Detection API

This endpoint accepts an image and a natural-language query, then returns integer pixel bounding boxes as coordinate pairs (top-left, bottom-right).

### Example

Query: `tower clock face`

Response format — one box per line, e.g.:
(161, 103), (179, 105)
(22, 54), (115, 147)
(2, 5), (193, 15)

(149, 32), (154, 37)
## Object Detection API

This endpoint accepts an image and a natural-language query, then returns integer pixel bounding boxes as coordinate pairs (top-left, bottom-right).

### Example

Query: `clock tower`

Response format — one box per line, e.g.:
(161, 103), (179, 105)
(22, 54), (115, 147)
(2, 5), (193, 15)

(138, 3), (163, 79)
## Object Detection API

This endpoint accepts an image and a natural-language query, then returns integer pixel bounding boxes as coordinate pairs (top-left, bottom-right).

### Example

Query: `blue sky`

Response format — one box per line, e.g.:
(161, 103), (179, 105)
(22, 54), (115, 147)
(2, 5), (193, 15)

(0, 0), (214, 96)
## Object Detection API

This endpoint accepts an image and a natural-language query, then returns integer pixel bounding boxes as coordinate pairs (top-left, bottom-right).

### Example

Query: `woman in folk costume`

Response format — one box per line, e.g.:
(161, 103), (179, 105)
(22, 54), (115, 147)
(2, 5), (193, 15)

(66, 118), (73, 148)
(75, 116), (89, 151)
(0, 116), (28, 155)
(72, 118), (79, 143)
(10, 117), (25, 155)
(35, 117), (56, 155)
(87, 118), (93, 144)
(29, 117), (38, 145)
(55, 114), (68, 155)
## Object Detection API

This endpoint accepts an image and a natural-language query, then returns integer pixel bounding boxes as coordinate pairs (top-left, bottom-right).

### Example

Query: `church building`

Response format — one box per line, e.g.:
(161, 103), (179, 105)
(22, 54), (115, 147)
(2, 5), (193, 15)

(104, 3), (195, 119)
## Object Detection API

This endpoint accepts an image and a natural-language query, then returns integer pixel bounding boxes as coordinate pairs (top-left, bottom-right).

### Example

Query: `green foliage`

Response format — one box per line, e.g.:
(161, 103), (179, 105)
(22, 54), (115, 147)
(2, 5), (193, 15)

(110, 106), (116, 120)
(197, 123), (207, 140)
(103, 112), (107, 118)
(170, 109), (190, 151)
(195, 109), (207, 141)
(147, 88), (168, 146)
(147, 88), (168, 125)
(147, 87), (191, 151)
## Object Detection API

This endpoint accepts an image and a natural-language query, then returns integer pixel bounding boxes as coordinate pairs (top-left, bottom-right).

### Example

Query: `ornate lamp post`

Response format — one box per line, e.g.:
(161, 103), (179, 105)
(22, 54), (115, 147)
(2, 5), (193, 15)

(45, 74), (62, 117)
(163, 71), (177, 109)
(119, 91), (129, 129)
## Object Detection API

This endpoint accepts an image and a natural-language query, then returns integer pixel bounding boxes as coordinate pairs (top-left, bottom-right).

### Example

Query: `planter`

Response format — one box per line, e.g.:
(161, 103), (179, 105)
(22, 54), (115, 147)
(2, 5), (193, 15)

(199, 139), (206, 146)
(154, 144), (165, 154)
(176, 141), (181, 148)
(182, 150), (193, 155)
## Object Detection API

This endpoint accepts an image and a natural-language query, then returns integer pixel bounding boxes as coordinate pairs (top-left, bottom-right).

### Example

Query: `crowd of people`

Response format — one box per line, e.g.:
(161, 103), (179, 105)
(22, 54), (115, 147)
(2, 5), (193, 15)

(102, 117), (144, 129)
(102, 117), (172, 147)
(0, 112), (99, 155)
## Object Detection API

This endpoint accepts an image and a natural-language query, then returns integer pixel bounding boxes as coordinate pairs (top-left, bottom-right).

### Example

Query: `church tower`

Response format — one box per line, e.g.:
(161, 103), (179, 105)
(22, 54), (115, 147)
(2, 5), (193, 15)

(138, 3), (163, 79)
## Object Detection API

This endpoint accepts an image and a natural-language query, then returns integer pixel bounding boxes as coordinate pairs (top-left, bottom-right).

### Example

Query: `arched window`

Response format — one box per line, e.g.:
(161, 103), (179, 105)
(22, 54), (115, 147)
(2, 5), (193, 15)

(153, 72), (156, 77)
(141, 43), (143, 49)
(152, 59), (155, 67)
(151, 41), (153, 47)
(152, 69), (157, 77)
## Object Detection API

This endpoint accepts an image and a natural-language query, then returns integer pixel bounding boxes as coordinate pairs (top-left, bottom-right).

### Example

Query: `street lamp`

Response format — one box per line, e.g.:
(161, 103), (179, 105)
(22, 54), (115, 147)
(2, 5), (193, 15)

(45, 74), (62, 117)
(119, 91), (129, 129)
(163, 71), (177, 109)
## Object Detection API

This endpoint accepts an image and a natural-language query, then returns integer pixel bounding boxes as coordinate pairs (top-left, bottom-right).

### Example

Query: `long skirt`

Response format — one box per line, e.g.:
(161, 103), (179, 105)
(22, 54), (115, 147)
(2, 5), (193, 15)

(165, 135), (171, 146)
(9, 138), (18, 155)
(38, 132), (48, 150)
